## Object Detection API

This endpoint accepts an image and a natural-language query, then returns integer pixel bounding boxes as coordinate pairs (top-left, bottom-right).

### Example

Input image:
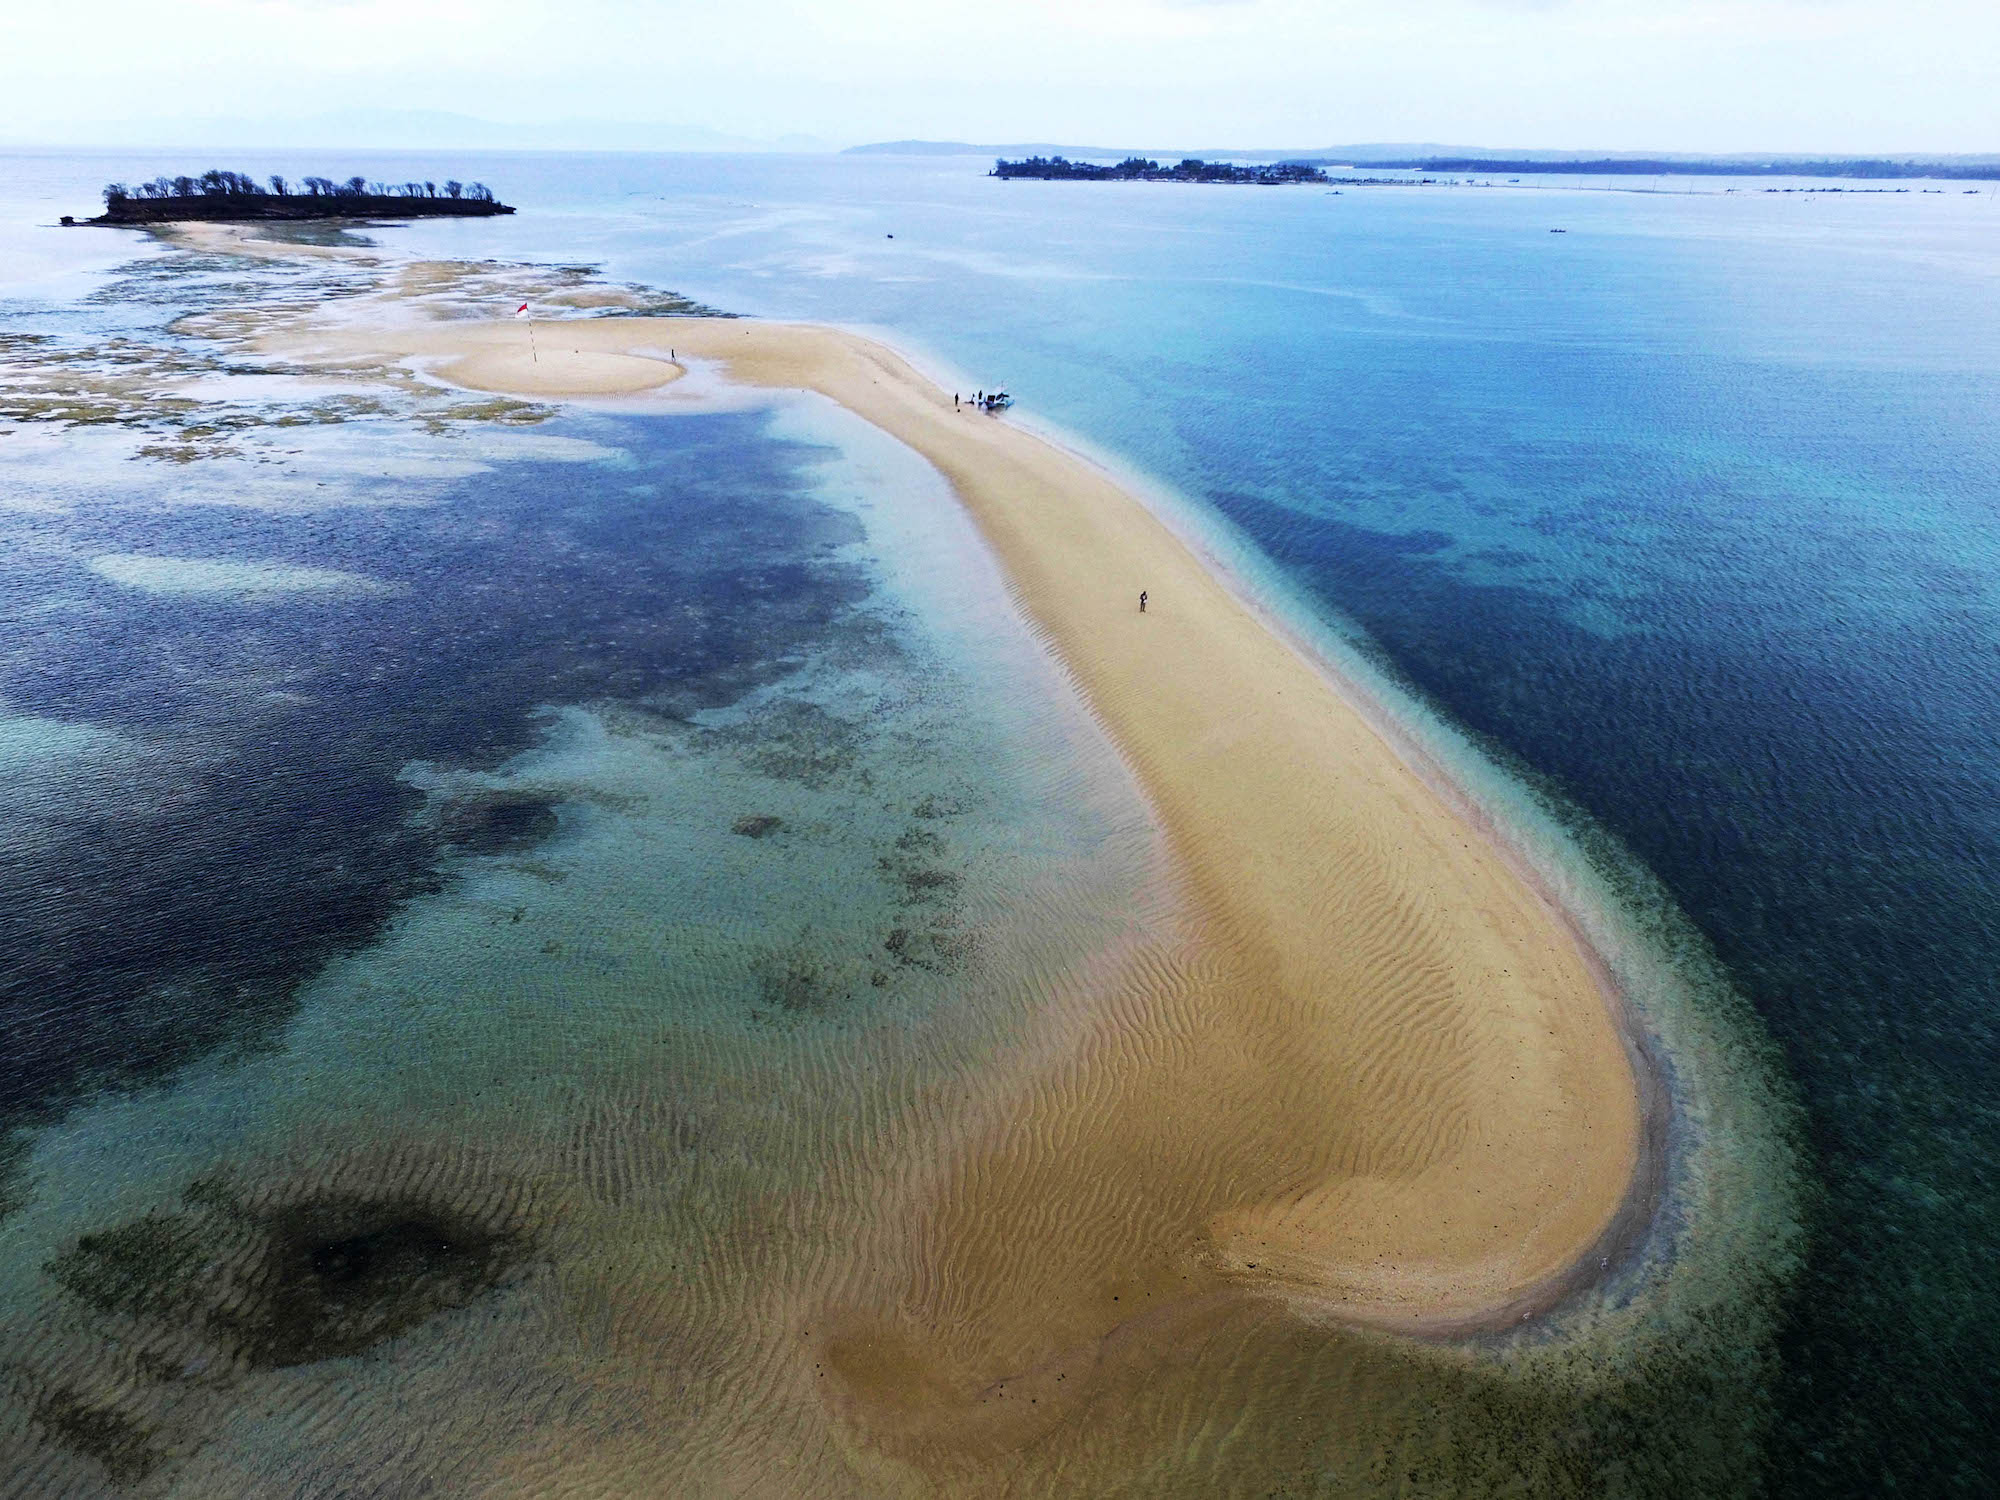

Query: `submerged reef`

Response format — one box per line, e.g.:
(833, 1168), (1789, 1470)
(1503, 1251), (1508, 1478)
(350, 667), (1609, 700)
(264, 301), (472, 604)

(433, 791), (564, 854)
(0, 233), (852, 1178)
(45, 1177), (528, 1370)
(0, 230), (1814, 1499)
(7, 1145), (538, 1489)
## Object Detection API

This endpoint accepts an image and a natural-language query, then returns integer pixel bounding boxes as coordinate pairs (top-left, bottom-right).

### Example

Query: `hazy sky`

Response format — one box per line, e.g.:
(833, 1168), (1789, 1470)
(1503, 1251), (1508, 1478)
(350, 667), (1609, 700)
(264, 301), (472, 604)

(3, 0), (1996, 151)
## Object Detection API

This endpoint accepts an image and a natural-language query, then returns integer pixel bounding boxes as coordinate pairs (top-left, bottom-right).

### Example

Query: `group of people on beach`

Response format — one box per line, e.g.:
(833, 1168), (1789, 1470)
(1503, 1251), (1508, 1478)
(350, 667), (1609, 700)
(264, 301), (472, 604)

(943, 389), (1150, 614)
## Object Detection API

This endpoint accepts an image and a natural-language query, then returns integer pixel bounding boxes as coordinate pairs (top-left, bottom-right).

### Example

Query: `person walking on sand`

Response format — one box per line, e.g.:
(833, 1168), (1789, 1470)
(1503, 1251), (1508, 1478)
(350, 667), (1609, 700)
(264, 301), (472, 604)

(954, 393), (959, 410)
(1139, 590), (1148, 613)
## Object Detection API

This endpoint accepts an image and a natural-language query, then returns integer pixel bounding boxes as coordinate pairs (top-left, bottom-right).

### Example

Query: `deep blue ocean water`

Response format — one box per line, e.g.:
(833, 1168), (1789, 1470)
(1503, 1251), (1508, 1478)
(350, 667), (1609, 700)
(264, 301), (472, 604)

(3, 149), (1998, 1492)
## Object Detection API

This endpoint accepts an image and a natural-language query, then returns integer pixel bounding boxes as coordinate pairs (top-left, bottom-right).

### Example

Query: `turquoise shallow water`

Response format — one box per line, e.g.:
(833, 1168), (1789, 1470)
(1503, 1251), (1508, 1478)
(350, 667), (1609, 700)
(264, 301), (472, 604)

(394, 153), (2000, 1492)
(1, 149), (1996, 1492)
(0, 235), (1171, 1489)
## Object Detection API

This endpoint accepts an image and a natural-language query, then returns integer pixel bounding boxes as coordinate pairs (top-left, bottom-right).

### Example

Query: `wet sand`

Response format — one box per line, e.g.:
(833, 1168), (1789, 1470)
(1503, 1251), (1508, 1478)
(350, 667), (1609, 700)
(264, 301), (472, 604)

(737, 328), (1642, 1311)
(124, 251), (1673, 1485)
(353, 307), (1630, 1240)
(239, 282), (1648, 1325)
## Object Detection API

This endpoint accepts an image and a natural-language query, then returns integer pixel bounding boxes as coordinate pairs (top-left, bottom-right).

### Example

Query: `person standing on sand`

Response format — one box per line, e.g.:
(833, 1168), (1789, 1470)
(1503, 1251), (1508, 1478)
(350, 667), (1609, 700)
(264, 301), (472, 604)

(954, 393), (959, 409)
(1139, 590), (1148, 613)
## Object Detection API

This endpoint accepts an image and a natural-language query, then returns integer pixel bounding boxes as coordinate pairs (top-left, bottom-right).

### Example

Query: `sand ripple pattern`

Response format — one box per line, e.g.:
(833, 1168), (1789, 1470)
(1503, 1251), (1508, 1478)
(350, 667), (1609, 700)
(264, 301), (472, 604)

(0, 256), (1806, 1497)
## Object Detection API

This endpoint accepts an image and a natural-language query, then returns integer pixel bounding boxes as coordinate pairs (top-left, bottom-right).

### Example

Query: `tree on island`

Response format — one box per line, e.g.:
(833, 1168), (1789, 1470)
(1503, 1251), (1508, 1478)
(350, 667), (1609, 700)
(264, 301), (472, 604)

(104, 172), (508, 205)
(991, 154), (1330, 185)
(88, 169), (516, 222)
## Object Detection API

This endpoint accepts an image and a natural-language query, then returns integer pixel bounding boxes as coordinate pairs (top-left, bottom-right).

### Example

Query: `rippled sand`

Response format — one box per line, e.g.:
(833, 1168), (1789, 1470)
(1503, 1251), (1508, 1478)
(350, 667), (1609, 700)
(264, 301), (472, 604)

(1, 237), (1806, 1496)
(275, 300), (1646, 1298)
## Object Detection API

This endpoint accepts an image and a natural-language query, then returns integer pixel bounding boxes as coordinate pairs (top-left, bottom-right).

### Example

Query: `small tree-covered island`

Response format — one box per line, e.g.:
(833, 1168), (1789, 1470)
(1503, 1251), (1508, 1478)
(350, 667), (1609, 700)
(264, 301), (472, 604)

(992, 155), (1330, 184)
(78, 170), (514, 225)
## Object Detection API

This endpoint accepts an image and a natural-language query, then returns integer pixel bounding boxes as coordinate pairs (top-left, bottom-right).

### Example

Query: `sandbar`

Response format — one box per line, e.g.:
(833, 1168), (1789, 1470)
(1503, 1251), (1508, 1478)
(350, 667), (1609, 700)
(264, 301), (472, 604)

(244, 291), (1647, 1335)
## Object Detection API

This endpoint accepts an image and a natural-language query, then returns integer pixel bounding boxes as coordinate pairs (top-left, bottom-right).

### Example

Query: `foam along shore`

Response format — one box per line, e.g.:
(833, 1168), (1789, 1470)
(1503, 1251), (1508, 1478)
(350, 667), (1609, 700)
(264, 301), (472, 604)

(253, 297), (1646, 1330)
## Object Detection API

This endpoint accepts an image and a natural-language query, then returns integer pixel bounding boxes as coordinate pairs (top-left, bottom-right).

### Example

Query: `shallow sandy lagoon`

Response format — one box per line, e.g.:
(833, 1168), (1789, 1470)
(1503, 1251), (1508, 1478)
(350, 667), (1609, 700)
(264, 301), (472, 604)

(260, 281), (1650, 1310)
(0, 227), (1802, 1496)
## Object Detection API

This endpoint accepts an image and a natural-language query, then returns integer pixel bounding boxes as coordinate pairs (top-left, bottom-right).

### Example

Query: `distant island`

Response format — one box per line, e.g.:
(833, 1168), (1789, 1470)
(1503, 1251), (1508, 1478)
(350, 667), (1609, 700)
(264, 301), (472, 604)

(992, 156), (1329, 185)
(859, 141), (2000, 181)
(1324, 156), (2000, 181)
(78, 170), (514, 225)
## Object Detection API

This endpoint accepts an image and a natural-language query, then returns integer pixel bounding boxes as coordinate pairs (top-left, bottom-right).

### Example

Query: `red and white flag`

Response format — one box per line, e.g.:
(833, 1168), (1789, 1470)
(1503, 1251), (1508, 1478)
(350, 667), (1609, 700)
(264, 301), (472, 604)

(513, 302), (530, 318)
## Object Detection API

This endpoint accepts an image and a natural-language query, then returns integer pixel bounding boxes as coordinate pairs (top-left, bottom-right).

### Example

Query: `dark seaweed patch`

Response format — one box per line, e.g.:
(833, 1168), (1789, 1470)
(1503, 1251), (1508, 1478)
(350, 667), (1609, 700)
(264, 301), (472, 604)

(0, 1130), (30, 1225)
(882, 921), (976, 975)
(236, 1202), (520, 1367)
(754, 947), (847, 1015)
(0, 406), (877, 1159)
(898, 867), (959, 900)
(29, 1390), (158, 1484)
(45, 1214), (205, 1320)
(436, 793), (561, 853)
(737, 701), (869, 790)
(880, 858), (960, 905)
(44, 1182), (527, 1371)
(878, 819), (963, 906)
(731, 814), (784, 839)
(872, 815), (978, 975)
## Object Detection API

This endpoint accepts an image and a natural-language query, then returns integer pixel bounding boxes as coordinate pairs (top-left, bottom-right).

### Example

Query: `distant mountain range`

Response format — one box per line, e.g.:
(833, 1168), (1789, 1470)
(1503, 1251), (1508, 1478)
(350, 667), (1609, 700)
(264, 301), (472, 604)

(849, 140), (2000, 176)
(847, 140), (1474, 161)
(11, 118), (1993, 175)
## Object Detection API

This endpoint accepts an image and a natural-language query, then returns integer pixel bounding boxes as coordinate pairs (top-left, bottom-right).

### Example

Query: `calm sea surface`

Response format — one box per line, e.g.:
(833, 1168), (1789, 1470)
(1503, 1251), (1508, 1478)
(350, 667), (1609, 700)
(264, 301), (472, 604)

(3, 148), (1997, 1493)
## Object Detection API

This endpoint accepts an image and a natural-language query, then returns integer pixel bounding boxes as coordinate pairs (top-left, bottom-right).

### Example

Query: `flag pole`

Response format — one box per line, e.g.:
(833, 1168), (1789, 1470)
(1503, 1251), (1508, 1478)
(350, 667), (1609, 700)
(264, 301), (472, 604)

(515, 301), (537, 363)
